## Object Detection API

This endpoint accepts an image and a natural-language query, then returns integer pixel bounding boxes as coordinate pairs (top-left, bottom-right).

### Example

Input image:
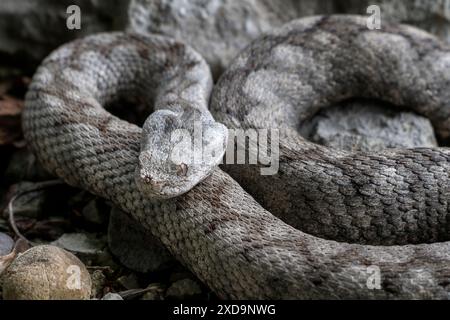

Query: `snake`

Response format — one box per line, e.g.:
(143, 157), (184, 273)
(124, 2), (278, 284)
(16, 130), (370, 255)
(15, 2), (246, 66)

(22, 15), (450, 299)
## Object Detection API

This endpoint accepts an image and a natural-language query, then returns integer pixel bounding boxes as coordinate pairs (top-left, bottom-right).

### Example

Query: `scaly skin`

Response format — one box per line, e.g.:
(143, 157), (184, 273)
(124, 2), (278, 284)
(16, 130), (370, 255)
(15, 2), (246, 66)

(23, 19), (450, 299)
(212, 15), (450, 245)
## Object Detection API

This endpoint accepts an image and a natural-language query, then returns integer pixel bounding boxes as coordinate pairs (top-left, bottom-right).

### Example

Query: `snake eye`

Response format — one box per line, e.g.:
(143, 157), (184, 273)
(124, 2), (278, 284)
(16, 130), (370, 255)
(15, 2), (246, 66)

(176, 163), (188, 176)
(144, 175), (152, 184)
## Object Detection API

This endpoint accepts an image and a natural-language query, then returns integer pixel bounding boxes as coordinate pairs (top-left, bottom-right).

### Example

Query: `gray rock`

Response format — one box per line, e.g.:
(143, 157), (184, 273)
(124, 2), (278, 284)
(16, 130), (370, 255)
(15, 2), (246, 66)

(101, 292), (123, 300)
(107, 207), (174, 273)
(338, 0), (450, 43)
(51, 232), (106, 263)
(0, 0), (129, 67)
(165, 278), (202, 299)
(82, 199), (108, 225)
(0, 232), (14, 256)
(301, 100), (438, 152)
(68, 192), (109, 226)
(128, 0), (335, 78)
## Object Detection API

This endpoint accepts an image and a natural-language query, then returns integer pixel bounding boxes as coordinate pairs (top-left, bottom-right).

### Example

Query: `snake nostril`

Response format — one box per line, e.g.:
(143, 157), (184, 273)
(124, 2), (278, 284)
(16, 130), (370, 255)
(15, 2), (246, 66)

(143, 175), (152, 184)
(142, 174), (165, 189)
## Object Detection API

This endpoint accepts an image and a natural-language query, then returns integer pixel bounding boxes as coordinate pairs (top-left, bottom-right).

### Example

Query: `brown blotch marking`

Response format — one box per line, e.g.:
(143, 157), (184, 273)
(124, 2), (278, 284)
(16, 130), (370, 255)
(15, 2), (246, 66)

(204, 222), (216, 235)
(138, 47), (150, 59)
(97, 115), (114, 133)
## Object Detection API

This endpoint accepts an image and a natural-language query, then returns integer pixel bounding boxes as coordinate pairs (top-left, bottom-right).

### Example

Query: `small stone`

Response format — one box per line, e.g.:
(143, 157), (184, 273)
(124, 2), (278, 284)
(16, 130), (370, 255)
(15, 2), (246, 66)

(0, 232), (14, 256)
(82, 199), (108, 225)
(101, 292), (123, 300)
(52, 233), (106, 264)
(166, 278), (202, 299)
(2, 245), (91, 300)
(52, 233), (105, 256)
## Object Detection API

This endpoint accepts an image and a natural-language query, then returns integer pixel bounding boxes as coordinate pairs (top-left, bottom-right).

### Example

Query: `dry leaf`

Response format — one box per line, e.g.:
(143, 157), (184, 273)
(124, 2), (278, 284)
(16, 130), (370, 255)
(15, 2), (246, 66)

(0, 94), (23, 145)
(0, 76), (28, 145)
(0, 250), (16, 275)
(0, 239), (29, 275)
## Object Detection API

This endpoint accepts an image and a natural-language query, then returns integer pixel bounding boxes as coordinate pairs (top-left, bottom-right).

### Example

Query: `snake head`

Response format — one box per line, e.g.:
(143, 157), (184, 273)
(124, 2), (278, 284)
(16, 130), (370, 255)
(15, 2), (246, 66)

(136, 108), (228, 199)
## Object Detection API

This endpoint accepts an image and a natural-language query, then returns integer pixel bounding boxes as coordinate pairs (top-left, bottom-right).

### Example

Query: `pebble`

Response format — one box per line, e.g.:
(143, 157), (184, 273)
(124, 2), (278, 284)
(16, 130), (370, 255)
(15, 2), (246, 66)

(82, 199), (108, 225)
(0, 232), (14, 256)
(101, 292), (123, 300)
(52, 232), (105, 261)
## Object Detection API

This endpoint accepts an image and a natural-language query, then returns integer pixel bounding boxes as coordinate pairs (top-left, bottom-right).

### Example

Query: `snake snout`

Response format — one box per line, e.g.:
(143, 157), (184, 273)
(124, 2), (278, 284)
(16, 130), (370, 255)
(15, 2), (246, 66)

(135, 153), (168, 198)
(136, 151), (191, 199)
(136, 169), (172, 199)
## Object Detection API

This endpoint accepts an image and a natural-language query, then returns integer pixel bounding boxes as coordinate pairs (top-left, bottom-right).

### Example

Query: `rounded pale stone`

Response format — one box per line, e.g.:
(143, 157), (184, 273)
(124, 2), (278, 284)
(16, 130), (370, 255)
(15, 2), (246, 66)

(2, 245), (91, 300)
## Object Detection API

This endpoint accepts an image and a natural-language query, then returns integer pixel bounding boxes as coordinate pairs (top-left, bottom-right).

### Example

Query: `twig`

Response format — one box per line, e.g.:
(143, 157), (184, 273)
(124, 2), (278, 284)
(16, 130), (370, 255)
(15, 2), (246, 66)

(118, 284), (165, 300)
(7, 179), (64, 246)
(0, 239), (31, 275)
(86, 266), (114, 271)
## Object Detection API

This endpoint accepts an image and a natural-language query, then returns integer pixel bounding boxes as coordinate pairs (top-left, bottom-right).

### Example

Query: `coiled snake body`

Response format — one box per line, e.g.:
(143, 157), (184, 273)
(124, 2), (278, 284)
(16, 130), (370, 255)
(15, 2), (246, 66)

(23, 16), (450, 299)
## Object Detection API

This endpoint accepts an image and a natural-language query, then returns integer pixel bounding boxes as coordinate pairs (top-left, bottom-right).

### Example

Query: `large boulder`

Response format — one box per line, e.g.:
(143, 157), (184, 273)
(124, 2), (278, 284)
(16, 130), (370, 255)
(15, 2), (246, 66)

(128, 0), (335, 78)
(301, 100), (438, 152)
